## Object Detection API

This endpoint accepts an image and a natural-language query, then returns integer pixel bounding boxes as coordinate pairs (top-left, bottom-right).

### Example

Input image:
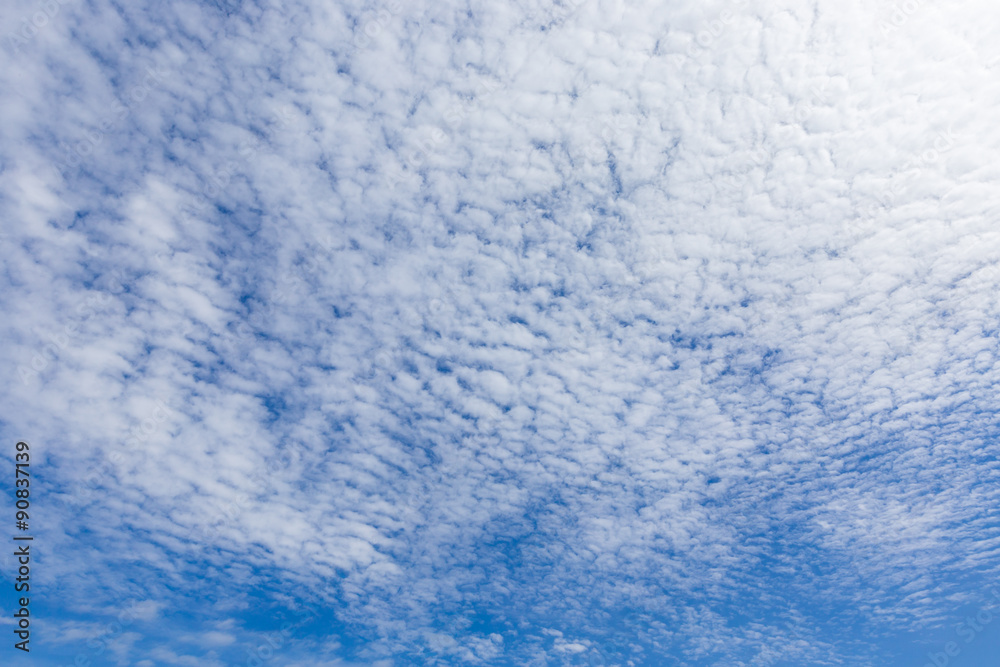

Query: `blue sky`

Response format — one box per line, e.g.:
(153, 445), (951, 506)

(2, 0), (1000, 664)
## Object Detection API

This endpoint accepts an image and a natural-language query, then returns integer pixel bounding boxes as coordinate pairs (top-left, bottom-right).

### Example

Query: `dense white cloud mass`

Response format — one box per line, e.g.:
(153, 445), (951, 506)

(2, 0), (1000, 664)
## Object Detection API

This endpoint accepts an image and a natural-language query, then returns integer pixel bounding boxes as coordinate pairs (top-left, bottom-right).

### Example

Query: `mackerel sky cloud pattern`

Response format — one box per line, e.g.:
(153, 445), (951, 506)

(2, 0), (1000, 665)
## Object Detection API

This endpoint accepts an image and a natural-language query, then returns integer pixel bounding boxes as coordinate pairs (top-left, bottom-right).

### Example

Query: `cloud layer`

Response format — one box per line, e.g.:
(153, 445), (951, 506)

(2, 0), (1000, 664)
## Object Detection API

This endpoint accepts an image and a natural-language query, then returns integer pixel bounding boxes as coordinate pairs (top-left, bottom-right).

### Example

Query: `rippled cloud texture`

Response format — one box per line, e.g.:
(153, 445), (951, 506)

(2, 0), (1000, 664)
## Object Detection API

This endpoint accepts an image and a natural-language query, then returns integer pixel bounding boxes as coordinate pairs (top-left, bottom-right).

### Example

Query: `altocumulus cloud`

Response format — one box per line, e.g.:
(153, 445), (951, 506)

(2, 0), (1000, 664)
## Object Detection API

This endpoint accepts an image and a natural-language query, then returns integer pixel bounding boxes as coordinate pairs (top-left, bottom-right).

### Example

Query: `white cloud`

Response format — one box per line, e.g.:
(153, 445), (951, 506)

(2, 0), (1000, 663)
